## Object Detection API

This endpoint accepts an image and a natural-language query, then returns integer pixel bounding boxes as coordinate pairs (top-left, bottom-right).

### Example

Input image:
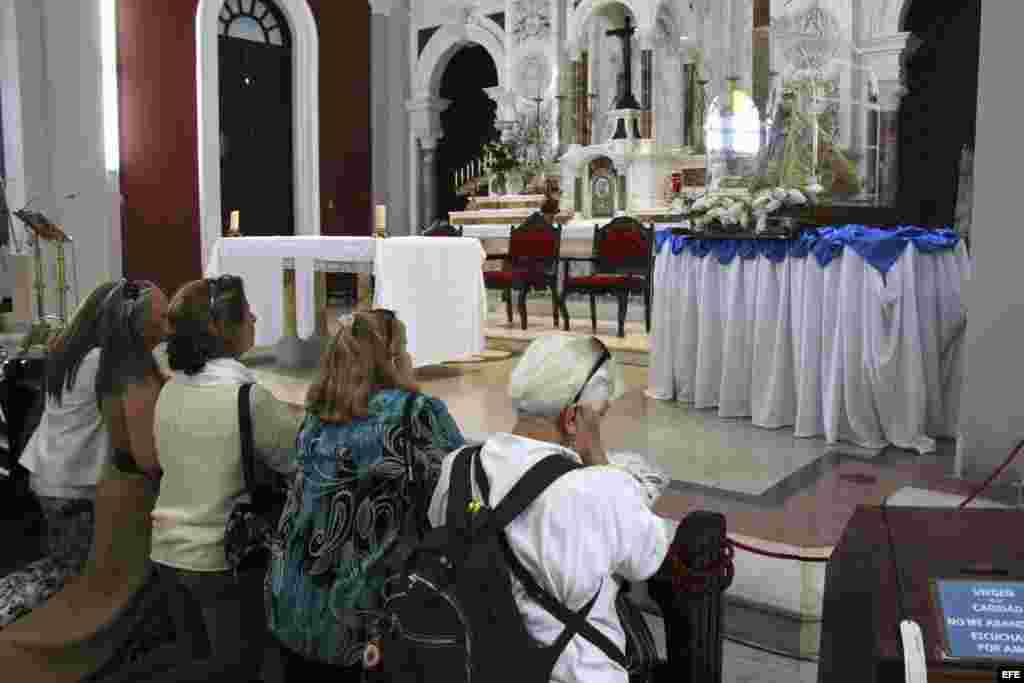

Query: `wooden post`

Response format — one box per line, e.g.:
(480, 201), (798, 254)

(647, 511), (732, 683)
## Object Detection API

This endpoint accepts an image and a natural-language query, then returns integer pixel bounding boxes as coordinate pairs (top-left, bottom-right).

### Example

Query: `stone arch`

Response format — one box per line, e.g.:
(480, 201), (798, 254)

(652, 0), (683, 46)
(414, 19), (506, 100)
(196, 0), (320, 270)
(567, 0), (650, 58)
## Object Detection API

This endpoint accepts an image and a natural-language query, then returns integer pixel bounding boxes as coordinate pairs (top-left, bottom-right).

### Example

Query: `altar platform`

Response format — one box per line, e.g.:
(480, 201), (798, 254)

(483, 291), (651, 367)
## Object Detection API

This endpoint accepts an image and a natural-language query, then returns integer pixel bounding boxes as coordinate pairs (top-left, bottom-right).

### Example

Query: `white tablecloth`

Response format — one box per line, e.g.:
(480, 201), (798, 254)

(206, 236), (375, 346)
(373, 237), (487, 368)
(646, 240), (971, 454)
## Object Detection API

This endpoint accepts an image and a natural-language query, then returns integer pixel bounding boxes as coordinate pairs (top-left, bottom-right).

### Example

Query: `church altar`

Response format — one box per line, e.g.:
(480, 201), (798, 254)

(205, 236), (486, 368)
(647, 227), (969, 455)
(450, 193), (683, 263)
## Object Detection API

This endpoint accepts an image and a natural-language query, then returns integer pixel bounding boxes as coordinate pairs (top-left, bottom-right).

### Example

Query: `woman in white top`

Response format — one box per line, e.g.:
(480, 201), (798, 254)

(143, 275), (302, 682)
(0, 280), (169, 628)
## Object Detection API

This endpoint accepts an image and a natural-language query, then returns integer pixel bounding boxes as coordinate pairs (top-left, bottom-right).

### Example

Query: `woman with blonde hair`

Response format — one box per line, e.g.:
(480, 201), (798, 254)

(268, 308), (466, 680)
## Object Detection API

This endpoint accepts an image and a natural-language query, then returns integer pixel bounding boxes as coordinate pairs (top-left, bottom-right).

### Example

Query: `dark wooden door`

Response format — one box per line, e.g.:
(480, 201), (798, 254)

(219, 35), (293, 237)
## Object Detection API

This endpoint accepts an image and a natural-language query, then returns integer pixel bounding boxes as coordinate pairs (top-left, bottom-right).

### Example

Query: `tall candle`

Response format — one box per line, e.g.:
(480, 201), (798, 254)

(229, 210), (240, 233)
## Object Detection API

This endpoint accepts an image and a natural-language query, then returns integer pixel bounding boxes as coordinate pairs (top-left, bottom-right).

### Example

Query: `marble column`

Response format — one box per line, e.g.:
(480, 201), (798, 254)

(641, 48), (653, 138)
(576, 54), (590, 145)
(370, 0), (411, 235)
(406, 95), (448, 229)
(420, 143), (438, 226)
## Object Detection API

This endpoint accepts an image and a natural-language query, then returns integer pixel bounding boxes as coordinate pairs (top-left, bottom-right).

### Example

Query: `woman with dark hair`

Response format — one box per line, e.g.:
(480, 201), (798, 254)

(268, 309), (465, 680)
(140, 275), (302, 681)
(0, 279), (169, 628)
(0, 279), (186, 680)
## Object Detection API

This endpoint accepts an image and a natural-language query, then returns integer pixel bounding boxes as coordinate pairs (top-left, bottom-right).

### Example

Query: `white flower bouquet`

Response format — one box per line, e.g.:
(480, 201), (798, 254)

(750, 187), (810, 233)
(686, 193), (754, 232)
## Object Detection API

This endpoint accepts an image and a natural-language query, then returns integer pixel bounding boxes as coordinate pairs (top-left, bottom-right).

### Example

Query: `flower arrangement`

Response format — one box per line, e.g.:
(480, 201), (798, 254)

(482, 141), (519, 176)
(483, 100), (558, 191)
(687, 193), (753, 232)
(750, 187), (809, 224)
(685, 187), (810, 233)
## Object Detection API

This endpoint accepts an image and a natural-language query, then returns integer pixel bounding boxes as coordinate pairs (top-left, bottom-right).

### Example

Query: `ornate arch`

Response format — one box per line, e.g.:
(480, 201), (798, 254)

(414, 18), (507, 99)
(567, 0), (650, 58)
(196, 0), (320, 270)
(866, 0), (911, 37)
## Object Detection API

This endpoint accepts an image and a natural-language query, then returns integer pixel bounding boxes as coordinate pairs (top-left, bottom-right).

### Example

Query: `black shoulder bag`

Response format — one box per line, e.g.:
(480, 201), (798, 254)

(224, 383), (288, 578)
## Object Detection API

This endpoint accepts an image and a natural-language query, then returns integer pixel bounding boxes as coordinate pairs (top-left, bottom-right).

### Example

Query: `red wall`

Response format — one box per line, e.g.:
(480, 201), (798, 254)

(118, 1), (372, 298)
(308, 1), (372, 237)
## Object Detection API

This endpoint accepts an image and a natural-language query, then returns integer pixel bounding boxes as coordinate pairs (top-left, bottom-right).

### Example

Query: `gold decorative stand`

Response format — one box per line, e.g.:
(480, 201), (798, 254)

(12, 211), (72, 352)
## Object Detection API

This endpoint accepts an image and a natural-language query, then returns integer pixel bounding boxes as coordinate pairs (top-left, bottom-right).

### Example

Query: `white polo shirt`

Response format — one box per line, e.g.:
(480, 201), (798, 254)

(428, 433), (675, 683)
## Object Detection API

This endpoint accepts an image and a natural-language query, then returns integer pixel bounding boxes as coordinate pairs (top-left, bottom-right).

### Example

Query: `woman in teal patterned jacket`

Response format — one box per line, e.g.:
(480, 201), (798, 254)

(267, 309), (466, 680)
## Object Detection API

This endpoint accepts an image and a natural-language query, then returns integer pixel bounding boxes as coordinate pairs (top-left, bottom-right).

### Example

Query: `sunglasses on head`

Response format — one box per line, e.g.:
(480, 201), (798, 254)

(208, 274), (242, 319)
(570, 337), (611, 407)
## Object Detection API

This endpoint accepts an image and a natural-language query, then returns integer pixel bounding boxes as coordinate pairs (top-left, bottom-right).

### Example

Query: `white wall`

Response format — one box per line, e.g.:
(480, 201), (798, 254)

(413, 0), (507, 30)
(0, 0), (120, 312)
(958, 0), (1024, 483)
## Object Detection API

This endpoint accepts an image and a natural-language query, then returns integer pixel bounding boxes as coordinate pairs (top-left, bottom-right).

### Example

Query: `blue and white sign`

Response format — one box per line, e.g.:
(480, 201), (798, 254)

(936, 579), (1024, 661)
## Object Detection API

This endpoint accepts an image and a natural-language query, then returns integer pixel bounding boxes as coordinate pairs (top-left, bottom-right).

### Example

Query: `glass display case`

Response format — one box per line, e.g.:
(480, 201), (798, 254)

(699, 2), (900, 215)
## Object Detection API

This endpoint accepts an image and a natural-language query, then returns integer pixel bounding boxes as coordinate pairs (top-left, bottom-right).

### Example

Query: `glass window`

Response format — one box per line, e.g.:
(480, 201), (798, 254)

(219, 0), (291, 47)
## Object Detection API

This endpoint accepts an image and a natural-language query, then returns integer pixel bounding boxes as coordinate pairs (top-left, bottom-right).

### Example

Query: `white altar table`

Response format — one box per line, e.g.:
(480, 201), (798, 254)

(646, 229), (970, 455)
(372, 237), (487, 368)
(206, 236), (487, 368)
(206, 236), (375, 347)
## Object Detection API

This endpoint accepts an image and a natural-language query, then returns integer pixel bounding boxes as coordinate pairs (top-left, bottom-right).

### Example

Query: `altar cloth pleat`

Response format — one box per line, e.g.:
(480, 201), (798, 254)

(373, 236), (487, 368)
(648, 228), (969, 455)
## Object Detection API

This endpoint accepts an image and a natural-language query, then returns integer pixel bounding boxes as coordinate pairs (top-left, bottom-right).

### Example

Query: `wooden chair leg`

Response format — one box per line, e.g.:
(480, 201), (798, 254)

(517, 288), (529, 330)
(560, 289), (571, 331)
(644, 286), (652, 334)
(589, 294), (597, 334)
(551, 286), (560, 328)
(505, 288), (514, 324)
(618, 291), (628, 338)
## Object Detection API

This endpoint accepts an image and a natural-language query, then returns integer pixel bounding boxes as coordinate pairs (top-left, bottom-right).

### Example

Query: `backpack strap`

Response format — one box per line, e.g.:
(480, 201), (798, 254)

(447, 444), (483, 532)
(500, 535), (628, 670)
(486, 453), (581, 531)
(238, 383), (256, 492)
(475, 451), (629, 670)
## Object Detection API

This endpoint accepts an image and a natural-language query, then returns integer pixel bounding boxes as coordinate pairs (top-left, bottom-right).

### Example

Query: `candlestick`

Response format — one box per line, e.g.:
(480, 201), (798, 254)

(375, 204), (387, 237)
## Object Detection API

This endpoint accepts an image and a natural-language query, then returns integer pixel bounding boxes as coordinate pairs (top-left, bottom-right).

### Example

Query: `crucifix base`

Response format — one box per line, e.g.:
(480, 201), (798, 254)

(607, 109), (643, 142)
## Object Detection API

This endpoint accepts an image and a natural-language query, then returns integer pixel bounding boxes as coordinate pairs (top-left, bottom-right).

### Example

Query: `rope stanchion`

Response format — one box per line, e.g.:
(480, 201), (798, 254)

(726, 538), (829, 563)
(957, 438), (1024, 509)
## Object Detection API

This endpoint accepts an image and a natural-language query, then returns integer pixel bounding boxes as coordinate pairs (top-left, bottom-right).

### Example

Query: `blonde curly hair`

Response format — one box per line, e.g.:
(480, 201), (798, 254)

(306, 309), (419, 423)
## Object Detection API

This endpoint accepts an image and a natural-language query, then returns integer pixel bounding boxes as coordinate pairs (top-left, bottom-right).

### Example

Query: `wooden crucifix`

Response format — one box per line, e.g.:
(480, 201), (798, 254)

(606, 15), (641, 110)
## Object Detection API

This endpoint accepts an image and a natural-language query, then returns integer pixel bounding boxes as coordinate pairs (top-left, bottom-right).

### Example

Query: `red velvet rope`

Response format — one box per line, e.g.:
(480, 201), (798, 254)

(667, 439), (1024, 586)
(727, 538), (829, 563)
(957, 438), (1024, 509)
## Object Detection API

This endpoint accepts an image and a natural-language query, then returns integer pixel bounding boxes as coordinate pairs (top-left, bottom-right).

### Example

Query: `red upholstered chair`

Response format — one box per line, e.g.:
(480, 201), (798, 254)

(483, 221), (562, 330)
(558, 217), (653, 338)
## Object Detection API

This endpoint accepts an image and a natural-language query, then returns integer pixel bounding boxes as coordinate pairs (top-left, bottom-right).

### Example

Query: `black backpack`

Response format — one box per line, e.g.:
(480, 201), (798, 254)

(374, 443), (631, 682)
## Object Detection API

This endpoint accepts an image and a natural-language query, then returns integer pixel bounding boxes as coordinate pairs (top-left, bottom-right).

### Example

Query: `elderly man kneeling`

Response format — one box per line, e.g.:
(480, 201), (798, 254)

(428, 335), (680, 683)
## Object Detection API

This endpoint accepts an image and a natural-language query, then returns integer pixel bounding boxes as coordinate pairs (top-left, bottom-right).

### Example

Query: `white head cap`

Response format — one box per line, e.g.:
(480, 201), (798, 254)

(508, 335), (626, 417)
